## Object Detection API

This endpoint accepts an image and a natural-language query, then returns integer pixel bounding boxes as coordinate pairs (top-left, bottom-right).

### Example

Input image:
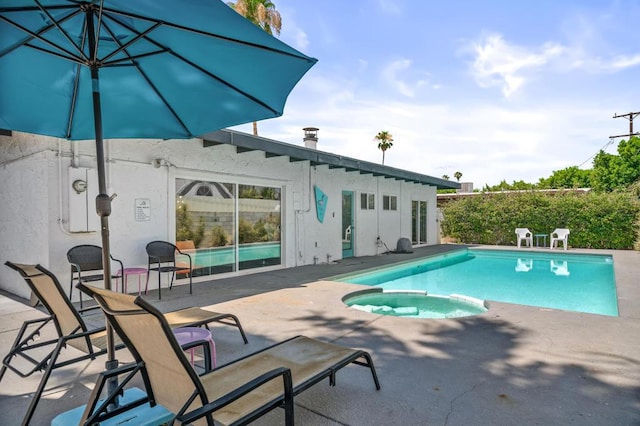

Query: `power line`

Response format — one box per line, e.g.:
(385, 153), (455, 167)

(578, 138), (615, 167)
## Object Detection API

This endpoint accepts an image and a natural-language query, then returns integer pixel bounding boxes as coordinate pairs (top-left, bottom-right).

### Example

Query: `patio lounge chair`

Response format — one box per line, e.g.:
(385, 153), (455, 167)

(515, 228), (533, 248)
(550, 228), (570, 250)
(1, 262), (248, 425)
(78, 283), (381, 426)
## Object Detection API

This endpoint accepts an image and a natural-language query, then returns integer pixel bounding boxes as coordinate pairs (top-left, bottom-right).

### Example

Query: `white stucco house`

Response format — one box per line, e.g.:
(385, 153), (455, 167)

(0, 128), (459, 301)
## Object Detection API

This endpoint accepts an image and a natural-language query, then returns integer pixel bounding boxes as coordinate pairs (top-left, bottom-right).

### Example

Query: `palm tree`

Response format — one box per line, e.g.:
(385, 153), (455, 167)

(442, 174), (450, 180)
(374, 130), (394, 165)
(454, 171), (463, 182)
(227, 0), (282, 136)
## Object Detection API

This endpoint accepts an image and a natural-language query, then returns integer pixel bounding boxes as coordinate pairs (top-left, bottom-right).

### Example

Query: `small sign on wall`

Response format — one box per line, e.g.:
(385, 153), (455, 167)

(135, 198), (151, 221)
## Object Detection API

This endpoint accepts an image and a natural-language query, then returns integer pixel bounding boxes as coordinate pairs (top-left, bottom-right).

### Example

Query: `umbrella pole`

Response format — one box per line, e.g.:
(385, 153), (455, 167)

(87, 10), (119, 406)
(91, 65), (120, 407)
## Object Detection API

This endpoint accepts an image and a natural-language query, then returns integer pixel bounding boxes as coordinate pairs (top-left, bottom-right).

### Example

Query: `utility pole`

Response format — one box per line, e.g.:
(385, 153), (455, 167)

(609, 111), (640, 139)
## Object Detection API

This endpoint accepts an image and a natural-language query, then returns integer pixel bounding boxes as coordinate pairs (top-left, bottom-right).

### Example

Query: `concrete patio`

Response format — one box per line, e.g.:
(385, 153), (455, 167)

(1, 244), (639, 425)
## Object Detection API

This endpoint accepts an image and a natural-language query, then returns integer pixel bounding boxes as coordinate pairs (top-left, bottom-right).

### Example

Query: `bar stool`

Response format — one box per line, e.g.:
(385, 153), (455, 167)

(172, 327), (216, 370)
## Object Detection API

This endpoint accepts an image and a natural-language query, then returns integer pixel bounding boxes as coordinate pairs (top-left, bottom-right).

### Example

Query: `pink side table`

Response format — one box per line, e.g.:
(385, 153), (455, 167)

(173, 327), (217, 370)
(116, 267), (148, 295)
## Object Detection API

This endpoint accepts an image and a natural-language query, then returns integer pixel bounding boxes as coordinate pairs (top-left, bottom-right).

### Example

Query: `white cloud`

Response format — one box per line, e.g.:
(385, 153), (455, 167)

(466, 34), (565, 98)
(380, 59), (432, 97)
(277, 5), (310, 50)
(237, 90), (615, 188)
(382, 59), (414, 97)
(608, 54), (640, 70)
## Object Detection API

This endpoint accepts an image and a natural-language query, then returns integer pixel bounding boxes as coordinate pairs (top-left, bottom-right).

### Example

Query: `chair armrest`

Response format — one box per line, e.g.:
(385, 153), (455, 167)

(177, 367), (293, 425)
(175, 249), (192, 266)
(110, 255), (124, 275)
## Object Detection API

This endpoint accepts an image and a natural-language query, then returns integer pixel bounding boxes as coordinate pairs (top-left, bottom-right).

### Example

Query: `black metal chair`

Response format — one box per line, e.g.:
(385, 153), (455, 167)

(67, 244), (124, 309)
(145, 241), (192, 299)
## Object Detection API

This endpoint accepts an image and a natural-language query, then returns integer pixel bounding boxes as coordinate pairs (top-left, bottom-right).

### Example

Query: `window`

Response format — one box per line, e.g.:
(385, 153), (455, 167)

(383, 195), (397, 211)
(360, 193), (375, 210)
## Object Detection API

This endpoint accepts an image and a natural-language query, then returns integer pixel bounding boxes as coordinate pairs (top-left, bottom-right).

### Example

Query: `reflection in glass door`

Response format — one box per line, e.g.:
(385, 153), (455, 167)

(412, 200), (427, 245)
(175, 179), (281, 277)
(342, 191), (354, 258)
(238, 185), (281, 270)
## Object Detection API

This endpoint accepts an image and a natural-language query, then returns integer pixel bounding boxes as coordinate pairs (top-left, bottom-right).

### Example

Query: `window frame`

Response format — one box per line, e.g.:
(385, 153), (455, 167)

(383, 195), (397, 211)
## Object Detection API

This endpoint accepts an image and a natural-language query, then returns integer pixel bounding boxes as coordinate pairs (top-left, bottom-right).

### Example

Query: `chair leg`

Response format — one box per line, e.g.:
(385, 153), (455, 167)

(0, 363), (7, 384)
(158, 270), (162, 300)
(21, 339), (65, 426)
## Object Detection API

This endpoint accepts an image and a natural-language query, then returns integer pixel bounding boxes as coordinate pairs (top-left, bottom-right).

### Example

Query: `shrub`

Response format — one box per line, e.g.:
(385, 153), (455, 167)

(441, 191), (640, 249)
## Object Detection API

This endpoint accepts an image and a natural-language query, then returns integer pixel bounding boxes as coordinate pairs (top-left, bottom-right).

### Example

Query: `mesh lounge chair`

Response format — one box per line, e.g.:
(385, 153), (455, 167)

(1, 262), (123, 426)
(146, 240), (193, 299)
(79, 283), (381, 426)
(67, 244), (124, 309)
(515, 228), (533, 248)
(1, 262), (248, 425)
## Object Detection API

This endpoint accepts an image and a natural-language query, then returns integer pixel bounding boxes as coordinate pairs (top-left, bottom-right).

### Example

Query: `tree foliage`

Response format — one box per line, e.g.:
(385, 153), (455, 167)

(227, 0), (282, 35)
(483, 136), (640, 193)
(537, 166), (592, 189)
(591, 136), (640, 192)
(374, 130), (394, 165)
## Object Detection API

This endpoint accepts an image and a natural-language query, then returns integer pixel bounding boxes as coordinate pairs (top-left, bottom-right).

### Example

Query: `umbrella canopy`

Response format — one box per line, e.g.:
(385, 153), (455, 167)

(0, 0), (316, 393)
(0, 0), (317, 139)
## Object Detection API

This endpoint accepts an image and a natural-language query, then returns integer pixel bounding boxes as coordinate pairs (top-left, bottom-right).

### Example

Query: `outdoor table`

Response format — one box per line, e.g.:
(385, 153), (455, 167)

(534, 233), (547, 248)
(173, 327), (217, 371)
(116, 267), (148, 295)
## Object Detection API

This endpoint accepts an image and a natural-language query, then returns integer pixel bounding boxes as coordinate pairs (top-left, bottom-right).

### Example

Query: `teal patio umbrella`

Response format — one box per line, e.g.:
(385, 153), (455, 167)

(0, 0), (316, 405)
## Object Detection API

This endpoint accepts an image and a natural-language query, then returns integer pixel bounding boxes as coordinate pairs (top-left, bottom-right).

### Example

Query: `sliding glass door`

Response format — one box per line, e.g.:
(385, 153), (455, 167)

(175, 179), (281, 276)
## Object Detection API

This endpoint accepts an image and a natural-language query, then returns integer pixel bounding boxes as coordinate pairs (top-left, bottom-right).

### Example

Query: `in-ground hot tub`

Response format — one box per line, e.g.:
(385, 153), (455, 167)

(342, 289), (488, 319)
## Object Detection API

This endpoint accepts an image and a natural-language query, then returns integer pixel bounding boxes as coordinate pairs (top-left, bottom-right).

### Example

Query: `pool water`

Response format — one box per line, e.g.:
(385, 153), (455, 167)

(343, 290), (488, 319)
(337, 249), (618, 316)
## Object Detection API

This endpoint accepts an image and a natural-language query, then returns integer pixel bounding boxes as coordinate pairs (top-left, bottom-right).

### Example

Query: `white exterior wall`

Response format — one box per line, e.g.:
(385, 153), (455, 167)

(0, 132), (439, 300)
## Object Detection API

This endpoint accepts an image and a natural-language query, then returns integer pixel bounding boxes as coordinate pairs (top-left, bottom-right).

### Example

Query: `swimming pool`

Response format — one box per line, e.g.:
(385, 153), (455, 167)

(335, 249), (618, 316)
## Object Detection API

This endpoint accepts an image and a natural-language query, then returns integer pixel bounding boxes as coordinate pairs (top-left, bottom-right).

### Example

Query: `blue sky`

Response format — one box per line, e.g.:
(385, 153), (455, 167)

(230, 0), (640, 187)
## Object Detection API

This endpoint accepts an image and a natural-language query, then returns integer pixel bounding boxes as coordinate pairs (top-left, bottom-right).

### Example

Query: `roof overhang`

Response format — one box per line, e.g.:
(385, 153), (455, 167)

(202, 129), (460, 190)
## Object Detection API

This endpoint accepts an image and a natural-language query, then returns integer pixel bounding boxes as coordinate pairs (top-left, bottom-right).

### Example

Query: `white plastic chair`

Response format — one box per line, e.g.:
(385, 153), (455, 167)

(515, 228), (533, 248)
(550, 228), (570, 250)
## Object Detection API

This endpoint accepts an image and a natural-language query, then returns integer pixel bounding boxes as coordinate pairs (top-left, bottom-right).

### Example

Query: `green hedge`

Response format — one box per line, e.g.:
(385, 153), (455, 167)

(440, 191), (640, 249)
